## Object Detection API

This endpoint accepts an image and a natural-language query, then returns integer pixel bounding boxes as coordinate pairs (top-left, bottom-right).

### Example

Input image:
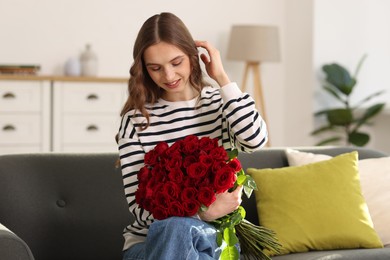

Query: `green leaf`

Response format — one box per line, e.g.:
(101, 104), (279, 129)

(236, 175), (246, 186)
(243, 185), (253, 199)
(227, 149), (238, 160)
(353, 54), (367, 79)
(200, 204), (208, 212)
(322, 63), (356, 95)
(348, 132), (369, 147)
(220, 245), (239, 260)
(237, 206), (246, 219)
(327, 109), (353, 125)
(310, 124), (335, 135)
(354, 103), (385, 131)
(323, 85), (345, 103)
(216, 230), (223, 246)
(353, 90), (386, 109)
(244, 175), (258, 190)
(224, 227), (239, 246)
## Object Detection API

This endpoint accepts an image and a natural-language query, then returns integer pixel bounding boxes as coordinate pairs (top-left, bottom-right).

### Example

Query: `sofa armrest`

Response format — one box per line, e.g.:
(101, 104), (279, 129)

(0, 223), (34, 260)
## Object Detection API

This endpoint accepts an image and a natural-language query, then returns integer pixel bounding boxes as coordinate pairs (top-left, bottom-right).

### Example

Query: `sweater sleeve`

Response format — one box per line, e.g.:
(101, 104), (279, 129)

(118, 114), (153, 237)
(219, 82), (268, 152)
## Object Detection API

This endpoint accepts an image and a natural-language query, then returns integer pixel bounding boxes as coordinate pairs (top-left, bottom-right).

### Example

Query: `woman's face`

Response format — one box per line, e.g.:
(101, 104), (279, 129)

(143, 41), (195, 102)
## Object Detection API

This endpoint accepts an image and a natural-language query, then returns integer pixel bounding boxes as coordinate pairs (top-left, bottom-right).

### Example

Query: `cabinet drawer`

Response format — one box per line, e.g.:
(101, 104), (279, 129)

(0, 81), (43, 112)
(61, 115), (120, 144)
(0, 114), (41, 144)
(57, 82), (126, 113)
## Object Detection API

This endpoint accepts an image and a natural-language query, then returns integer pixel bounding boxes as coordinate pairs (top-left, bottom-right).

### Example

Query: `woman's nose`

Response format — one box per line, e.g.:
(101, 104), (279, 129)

(163, 68), (175, 80)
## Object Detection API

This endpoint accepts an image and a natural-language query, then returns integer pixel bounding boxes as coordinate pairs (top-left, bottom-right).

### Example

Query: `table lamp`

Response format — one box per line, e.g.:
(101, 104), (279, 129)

(227, 25), (281, 146)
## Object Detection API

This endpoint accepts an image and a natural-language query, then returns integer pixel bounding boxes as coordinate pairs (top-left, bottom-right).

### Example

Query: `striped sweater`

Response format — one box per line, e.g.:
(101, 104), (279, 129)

(117, 82), (268, 250)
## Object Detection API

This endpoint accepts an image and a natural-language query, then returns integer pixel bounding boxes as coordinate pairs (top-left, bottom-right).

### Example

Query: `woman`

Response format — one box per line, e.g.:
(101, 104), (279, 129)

(117, 12), (268, 259)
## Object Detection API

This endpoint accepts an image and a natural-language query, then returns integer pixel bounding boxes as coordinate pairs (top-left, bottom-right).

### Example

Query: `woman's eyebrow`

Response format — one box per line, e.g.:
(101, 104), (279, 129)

(145, 55), (185, 66)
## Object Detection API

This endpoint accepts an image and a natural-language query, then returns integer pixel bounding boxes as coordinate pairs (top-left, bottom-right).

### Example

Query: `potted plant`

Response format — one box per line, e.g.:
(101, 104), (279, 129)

(311, 55), (386, 146)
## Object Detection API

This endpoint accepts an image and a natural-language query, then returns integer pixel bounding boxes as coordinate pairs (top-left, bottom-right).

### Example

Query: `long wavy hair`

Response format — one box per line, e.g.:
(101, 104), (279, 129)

(120, 12), (207, 128)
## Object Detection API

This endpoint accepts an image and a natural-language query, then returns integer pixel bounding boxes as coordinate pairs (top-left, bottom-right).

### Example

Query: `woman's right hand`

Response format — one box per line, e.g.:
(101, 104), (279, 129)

(198, 186), (243, 222)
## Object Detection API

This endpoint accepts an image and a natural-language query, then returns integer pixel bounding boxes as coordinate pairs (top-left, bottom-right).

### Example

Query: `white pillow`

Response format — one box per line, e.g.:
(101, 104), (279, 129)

(285, 149), (390, 247)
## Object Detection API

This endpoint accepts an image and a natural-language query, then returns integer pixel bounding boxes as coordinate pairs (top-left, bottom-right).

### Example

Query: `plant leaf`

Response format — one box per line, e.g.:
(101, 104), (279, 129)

(352, 90), (386, 109)
(353, 54), (367, 78)
(220, 245), (239, 260)
(327, 109), (353, 125)
(236, 175), (247, 186)
(323, 84), (345, 103)
(244, 175), (258, 191)
(224, 227), (239, 246)
(310, 124), (335, 135)
(348, 132), (369, 147)
(322, 63), (356, 95)
(227, 149), (238, 160)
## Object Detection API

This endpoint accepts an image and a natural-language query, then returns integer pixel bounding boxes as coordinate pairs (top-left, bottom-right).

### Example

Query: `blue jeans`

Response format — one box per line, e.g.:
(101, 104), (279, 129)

(123, 216), (221, 260)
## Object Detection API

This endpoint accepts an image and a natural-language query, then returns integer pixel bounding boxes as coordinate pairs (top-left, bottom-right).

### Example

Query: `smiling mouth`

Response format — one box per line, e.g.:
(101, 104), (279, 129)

(165, 79), (180, 88)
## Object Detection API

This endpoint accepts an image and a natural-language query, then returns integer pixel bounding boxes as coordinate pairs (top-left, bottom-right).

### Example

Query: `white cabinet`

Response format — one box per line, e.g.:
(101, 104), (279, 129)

(0, 80), (51, 153)
(0, 76), (127, 154)
(53, 81), (127, 152)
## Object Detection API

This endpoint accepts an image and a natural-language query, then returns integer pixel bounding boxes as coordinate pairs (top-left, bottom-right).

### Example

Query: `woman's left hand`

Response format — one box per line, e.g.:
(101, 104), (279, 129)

(195, 40), (230, 87)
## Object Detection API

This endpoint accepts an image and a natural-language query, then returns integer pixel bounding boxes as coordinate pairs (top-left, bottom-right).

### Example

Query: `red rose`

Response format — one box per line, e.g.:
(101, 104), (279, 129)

(181, 187), (198, 202)
(163, 181), (181, 199)
(182, 135), (199, 155)
(135, 184), (146, 205)
(144, 150), (159, 166)
(212, 161), (227, 173)
(199, 154), (214, 167)
(199, 136), (218, 152)
(168, 168), (184, 184)
(137, 166), (151, 183)
(183, 199), (200, 216)
(187, 162), (208, 179)
(146, 179), (157, 198)
(183, 155), (197, 168)
(166, 141), (182, 156)
(154, 190), (172, 209)
(228, 158), (242, 172)
(151, 164), (168, 182)
(169, 201), (185, 217)
(198, 186), (216, 207)
(153, 205), (169, 220)
(210, 146), (228, 161)
(165, 153), (182, 171)
(154, 141), (169, 156)
(213, 166), (236, 193)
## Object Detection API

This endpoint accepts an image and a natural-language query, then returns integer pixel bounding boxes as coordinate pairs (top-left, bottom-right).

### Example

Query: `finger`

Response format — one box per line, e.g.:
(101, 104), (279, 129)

(200, 53), (209, 64)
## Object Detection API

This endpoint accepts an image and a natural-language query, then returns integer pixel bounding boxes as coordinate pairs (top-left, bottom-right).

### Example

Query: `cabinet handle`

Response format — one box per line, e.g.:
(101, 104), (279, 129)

(86, 125), (99, 132)
(2, 92), (16, 99)
(86, 94), (99, 101)
(2, 124), (16, 132)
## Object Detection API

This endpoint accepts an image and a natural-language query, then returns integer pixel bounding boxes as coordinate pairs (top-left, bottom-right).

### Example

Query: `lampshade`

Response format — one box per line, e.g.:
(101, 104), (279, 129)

(227, 25), (281, 63)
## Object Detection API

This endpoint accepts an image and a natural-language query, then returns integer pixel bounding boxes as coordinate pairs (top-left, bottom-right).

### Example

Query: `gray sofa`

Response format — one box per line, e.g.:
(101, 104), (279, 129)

(0, 147), (389, 260)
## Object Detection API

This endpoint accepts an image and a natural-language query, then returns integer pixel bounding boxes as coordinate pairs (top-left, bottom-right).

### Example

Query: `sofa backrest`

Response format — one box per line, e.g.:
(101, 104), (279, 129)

(0, 147), (386, 260)
(0, 153), (131, 260)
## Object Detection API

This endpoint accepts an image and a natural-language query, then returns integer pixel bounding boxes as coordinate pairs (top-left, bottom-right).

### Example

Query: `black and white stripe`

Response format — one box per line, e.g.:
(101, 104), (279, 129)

(117, 83), (268, 250)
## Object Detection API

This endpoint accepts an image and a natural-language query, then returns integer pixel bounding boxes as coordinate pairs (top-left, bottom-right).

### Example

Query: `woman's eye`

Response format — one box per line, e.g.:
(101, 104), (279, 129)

(150, 67), (160, 71)
(172, 61), (182, 67)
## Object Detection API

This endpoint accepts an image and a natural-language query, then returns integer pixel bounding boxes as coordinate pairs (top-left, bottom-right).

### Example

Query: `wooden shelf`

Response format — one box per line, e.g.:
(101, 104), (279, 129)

(0, 74), (128, 83)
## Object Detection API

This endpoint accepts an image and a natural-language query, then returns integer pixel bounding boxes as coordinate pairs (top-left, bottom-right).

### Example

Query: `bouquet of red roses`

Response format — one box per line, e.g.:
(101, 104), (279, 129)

(135, 135), (280, 260)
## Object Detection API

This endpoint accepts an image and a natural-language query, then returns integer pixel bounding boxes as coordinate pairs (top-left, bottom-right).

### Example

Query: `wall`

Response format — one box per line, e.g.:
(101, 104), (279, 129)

(314, 0), (390, 153)
(0, 0), (292, 147)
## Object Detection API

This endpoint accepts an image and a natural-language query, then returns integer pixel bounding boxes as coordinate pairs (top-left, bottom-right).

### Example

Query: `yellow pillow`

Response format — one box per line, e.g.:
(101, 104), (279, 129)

(247, 151), (383, 255)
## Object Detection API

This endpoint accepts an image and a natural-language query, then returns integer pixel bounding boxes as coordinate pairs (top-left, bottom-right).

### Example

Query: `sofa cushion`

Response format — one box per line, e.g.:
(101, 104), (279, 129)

(286, 149), (390, 247)
(247, 151), (383, 255)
